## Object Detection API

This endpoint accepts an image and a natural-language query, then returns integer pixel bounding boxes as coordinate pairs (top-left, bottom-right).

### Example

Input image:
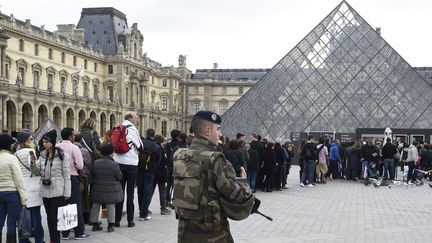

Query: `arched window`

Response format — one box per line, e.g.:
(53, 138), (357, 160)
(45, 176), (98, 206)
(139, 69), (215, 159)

(161, 121), (167, 137)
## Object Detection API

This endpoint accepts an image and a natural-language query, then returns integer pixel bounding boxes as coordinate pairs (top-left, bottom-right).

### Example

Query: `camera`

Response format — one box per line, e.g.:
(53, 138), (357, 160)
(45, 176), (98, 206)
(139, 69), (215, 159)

(41, 178), (51, 186)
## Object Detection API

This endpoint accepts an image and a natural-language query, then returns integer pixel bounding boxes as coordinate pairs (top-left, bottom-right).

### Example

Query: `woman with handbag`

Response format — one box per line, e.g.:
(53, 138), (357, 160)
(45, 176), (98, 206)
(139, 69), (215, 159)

(15, 131), (44, 243)
(30, 130), (71, 243)
(80, 118), (102, 158)
(0, 134), (27, 243)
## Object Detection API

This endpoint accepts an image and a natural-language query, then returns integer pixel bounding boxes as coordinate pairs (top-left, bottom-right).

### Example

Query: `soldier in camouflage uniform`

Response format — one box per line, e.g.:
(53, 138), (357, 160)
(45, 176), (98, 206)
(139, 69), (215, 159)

(172, 111), (259, 243)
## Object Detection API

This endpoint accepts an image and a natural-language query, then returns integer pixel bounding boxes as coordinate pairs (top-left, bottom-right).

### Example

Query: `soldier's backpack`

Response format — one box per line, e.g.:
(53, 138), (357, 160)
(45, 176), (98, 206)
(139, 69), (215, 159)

(111, 125), (132, 154)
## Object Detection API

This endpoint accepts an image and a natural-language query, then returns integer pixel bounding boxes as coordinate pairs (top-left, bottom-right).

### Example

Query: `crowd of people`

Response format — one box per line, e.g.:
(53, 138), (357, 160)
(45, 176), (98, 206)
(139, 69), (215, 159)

(1, 110), (431, 243)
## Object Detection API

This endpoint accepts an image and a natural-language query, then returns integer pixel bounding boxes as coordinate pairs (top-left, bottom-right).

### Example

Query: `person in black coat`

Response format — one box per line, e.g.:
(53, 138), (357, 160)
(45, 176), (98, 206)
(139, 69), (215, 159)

(89, 143), (123, 233)
(263, 142), (276, 192)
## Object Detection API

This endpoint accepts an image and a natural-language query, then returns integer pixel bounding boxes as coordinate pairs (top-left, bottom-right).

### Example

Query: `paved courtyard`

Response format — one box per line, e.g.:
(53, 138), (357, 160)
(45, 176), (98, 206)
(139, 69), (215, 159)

(9, 166), (432, 243)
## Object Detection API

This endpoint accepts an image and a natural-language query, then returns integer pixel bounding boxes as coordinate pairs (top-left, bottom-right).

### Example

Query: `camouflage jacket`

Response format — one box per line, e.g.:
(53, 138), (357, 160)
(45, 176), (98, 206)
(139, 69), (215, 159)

(173, 137), (253, 243)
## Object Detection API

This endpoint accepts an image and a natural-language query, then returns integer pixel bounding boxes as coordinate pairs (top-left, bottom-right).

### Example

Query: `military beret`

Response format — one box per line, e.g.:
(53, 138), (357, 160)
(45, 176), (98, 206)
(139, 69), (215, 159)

(193, 110), (222, 124)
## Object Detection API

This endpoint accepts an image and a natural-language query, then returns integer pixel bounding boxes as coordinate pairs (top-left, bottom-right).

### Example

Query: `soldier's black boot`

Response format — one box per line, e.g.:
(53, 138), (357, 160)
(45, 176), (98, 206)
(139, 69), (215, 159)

(92, 223), (103, 231)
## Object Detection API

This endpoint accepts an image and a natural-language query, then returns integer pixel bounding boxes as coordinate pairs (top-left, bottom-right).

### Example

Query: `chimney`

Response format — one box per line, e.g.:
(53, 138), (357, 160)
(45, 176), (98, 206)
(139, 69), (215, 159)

(213, 63), (218, 69)
(375, 27), (381, 35)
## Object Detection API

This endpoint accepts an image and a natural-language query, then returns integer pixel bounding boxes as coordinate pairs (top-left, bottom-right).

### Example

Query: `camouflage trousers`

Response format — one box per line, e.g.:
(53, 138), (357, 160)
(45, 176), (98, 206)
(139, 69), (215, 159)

(178, 218), (234, 243)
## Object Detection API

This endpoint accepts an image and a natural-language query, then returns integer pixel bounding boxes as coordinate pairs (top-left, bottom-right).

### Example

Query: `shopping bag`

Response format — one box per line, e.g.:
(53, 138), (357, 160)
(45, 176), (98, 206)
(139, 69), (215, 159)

(57, 204), (78, 231)
(18, 206), (32, 240)
(403, 165), (409, 177)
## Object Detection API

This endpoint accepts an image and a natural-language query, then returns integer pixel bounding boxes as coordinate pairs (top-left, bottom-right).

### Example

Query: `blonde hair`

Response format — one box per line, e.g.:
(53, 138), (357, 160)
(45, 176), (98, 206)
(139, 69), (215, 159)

(80, 118), (96, 130)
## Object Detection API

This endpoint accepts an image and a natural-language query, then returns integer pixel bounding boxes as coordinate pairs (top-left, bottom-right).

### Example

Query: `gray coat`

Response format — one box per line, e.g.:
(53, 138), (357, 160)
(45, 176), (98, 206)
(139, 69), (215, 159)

(88, 156), (123, 204)
(31, 149), (71, 198)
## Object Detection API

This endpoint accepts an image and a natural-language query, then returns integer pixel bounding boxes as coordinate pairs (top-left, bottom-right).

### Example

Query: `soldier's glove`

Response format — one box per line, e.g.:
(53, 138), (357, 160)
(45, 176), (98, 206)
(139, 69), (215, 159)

(251, 198), (261, 214)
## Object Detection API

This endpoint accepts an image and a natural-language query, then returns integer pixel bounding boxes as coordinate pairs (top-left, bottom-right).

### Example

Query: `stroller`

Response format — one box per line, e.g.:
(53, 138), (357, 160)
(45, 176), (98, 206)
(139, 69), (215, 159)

(362, 160), (380, 187)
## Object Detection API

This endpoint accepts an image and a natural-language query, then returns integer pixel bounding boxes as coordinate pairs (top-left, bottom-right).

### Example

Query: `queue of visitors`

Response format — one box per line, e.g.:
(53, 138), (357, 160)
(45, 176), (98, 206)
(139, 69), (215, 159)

(1, 112), (431, 243)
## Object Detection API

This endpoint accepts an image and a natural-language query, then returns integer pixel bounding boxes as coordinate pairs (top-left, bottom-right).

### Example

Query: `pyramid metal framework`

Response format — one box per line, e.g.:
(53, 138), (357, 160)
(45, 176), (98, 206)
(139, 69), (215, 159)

(221, 1), (432, 141)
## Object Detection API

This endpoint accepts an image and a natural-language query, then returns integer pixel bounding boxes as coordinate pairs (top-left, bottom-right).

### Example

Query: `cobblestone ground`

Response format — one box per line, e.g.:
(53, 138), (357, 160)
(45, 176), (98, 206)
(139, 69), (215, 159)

(6, 166), (432, 243)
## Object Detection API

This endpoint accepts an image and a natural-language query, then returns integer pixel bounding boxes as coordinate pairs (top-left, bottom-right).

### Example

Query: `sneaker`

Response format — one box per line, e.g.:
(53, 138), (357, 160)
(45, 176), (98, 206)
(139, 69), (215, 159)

(307, 184), (315, 187)
(62, 236), (69, 240)
(144, 216), (152, 221)
(300, 183), (305, 187)
(161, 208), (171, 215)
(282, 185), (289, 189)
(74, 233), (91, 240)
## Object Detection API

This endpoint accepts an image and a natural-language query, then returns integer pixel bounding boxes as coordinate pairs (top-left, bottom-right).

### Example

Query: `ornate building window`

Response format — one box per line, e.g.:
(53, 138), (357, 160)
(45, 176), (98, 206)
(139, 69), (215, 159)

(94, 63), (98, 72)
(19, 39), (24, 52)
(16, 59), (28, 87)
(161, 121), (167, 137)
(161, 96), (168, 111)
(72, 78), (78, 96)
(219, 99), (228, 114)
(162, 79), (167, 87)
(194, 86), (199, 94)
(46, 67), (56, 92)
(83, 81), (89, 97)
(34, 44), (39, 56)
(93, 84), (99, 100)
(32, 63), (42, 89)
(108, 65), (113, 74)
(191, 99), (201, 114)
(73, 56), (77, 66)
(84, 59), (88, 69)
(59, 70), (68, 94)
(60, 76), (66, 94)
(48, 48), (53, 60)
(61, 52), (66, 64)
(107, 86), (114, 102)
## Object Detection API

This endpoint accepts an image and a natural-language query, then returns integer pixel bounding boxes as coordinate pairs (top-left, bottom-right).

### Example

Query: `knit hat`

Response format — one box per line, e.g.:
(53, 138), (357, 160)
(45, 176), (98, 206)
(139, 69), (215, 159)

(16, 131), (32, 144)
(0, 134), (17, 150)
(42, 130), (57, 145)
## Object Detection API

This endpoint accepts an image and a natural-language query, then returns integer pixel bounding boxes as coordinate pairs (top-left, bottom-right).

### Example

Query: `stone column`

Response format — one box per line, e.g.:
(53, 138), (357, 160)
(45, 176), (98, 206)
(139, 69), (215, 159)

(1, 94), (6, 129)
(0, 47), (5, 78)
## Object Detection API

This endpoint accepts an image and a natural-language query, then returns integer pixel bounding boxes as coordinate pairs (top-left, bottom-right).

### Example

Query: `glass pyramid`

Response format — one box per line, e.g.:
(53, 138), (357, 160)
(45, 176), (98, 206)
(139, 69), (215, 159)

(221, 1), (432, 141)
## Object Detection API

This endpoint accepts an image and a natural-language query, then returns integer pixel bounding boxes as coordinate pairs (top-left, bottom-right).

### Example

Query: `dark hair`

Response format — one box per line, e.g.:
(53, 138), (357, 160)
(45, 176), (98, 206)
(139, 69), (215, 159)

(257, 135), (262, 141)
(386, 137), (391, 143)
(236, 133), (245, 139)
(74, 133), (83, 142)
(154, 134), (165, 144)
(307, 135), (314, 141)
(100, 143), (114, 156)
(179, 133), (188, 145)
(170, 129), (181, 140)
(266, 142), (274, 150)
(424, 144), (430, 150)
(229, 139), (240, 150)
(146, 128), (155, 138)
(191, 118), (212, 137)
(61, 128), (75, 140)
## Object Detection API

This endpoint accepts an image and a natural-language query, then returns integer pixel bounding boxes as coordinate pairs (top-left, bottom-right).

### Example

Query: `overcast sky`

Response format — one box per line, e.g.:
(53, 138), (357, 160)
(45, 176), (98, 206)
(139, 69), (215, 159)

(2, 0), (431, 71)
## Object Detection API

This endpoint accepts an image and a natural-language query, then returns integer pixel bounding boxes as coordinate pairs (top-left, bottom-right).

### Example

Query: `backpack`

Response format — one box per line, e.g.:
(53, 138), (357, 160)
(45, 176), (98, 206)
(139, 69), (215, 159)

(401, 148), (409, 161)
(138, 143), (152, 171)
(111, 125), (132, 154)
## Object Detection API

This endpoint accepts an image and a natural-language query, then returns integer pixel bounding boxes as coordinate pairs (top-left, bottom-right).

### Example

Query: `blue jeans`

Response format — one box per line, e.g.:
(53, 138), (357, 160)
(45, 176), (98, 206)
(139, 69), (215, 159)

(115, 164), (137, 223)
(247, 171), (258, 190)
(62, 176), (85, 237)
(19, 206), (44, 243)
(137, 171), (155, 218)
(301, 160), (315, 184)
(383, 158), (395, 180)
(0, 191), (21, 235)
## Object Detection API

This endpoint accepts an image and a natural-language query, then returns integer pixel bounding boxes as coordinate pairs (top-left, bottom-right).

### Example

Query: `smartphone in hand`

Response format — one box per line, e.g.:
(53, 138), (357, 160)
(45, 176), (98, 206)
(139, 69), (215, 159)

(29, 150), (36, 163)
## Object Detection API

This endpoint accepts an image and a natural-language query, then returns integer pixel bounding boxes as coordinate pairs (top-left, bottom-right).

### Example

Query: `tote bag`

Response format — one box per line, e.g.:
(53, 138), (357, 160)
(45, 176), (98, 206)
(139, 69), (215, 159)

(57, 204), (78, 231)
